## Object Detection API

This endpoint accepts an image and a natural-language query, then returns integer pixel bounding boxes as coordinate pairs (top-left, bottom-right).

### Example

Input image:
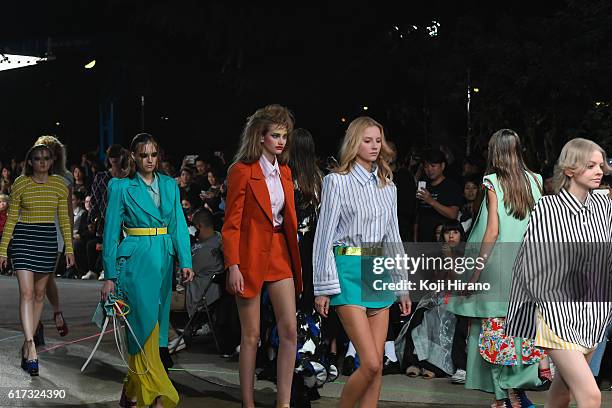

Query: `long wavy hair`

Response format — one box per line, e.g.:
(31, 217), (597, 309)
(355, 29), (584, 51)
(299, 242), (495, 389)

(553, 138), (611, 193)
(485, 129), (541, 219)
(288, 128), (323, 208)
(231, 104), (294, 167)
(128, 133), (161, 177)
(35, 135), (70, 179)
(335, 116), (393, 186)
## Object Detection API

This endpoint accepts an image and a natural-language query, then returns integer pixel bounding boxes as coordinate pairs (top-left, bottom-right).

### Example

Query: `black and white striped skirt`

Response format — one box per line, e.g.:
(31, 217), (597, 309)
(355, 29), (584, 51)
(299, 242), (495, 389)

(9, 223), (58, 273)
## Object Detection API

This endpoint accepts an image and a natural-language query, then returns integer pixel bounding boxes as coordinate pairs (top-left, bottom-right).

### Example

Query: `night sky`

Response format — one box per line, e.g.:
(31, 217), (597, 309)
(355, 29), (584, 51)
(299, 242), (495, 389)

(1, 1), (605, 167)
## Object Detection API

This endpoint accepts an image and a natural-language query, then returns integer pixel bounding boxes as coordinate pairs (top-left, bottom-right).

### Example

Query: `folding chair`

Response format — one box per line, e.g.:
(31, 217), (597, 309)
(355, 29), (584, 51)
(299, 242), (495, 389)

(171, 271), (223, 353)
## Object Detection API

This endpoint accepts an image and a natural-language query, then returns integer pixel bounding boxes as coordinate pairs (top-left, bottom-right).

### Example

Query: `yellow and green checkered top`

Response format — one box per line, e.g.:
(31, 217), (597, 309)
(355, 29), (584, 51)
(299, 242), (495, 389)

(0, 175), (73, 257)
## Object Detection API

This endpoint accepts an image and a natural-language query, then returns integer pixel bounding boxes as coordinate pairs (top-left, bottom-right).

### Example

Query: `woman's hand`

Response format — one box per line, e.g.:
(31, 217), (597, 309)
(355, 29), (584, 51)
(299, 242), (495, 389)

(0, 256), (7, 270)
(314, 296), (330, 318)
(65, 253), (75, 268)
(227, 265), (244, 295)
(181, 267), (194, 283)
(101, 280), (115, 301)
(398, 294), (412, 316)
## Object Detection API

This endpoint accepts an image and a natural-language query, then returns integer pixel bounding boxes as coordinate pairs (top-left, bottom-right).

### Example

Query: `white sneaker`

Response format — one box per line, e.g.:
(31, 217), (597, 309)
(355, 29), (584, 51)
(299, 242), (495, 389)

(168, 337), (186, 354)
(81, 271), (98, 280)
(451, 368), (466, 384)
(98, 271), (105, 281)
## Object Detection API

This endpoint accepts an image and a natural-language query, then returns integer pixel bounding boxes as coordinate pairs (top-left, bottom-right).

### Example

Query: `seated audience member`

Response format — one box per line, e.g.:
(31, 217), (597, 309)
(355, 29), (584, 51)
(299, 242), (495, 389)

(541, 164), (555, 195)
(71, 165), (90, 194)
(186, 209), (223, 320)
(462, 154), (484, 179)
(415, 149), (463, 242)
(200, 168), (224, 213)
(72, 193), (95, 278)
(194, 155), (211, 190)
(398, 221), (466, 380)
(161, 159), (177, 178)
(178, 166), (203, 208)
(458, 176), (480, 234)
(0, 194), (8, 239)
(599, 174), (612, 197)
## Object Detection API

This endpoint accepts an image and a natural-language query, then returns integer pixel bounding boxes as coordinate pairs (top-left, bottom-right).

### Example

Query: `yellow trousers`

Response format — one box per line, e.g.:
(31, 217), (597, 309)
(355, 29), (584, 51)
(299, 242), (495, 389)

(125, 323), (179, 407)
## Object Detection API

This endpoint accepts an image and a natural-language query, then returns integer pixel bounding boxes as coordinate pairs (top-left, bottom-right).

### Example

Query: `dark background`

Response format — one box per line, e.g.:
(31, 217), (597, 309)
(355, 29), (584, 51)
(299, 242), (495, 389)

(1, 0), (611, 166)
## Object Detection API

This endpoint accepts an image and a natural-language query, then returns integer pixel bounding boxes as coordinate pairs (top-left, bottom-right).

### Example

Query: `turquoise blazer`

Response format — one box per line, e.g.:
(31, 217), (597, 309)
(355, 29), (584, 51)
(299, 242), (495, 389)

(102, 172), (192, 354)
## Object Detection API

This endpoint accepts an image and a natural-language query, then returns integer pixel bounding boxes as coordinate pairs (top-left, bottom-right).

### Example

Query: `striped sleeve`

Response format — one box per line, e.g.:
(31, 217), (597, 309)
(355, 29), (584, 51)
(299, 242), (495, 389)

(0, 176), (25, 257)
(384, 184), (409, 295)
(53, 176), (73, 254)
(312, 174), (342, 296)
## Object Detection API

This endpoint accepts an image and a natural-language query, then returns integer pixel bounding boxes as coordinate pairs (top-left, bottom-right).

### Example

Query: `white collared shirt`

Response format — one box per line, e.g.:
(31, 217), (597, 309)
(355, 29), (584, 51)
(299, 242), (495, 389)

(258, 155), (285, 227)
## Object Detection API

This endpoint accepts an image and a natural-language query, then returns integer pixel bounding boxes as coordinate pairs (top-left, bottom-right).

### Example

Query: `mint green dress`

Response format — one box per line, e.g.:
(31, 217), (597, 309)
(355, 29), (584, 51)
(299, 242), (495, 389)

(446, 172), (543, 399)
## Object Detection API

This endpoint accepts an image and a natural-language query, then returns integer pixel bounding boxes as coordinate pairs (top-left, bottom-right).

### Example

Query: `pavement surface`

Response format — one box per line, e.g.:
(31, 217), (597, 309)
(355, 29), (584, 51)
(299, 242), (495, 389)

(0, 275), (611, 407)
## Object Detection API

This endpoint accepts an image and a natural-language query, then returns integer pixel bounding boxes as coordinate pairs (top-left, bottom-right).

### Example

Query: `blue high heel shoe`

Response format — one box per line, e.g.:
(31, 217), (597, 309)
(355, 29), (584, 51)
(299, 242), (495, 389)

(25, 359), (38, 376)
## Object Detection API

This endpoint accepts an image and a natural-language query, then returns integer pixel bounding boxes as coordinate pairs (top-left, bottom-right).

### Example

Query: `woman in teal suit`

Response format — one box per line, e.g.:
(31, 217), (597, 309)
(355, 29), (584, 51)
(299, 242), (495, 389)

(101, 133), (194, 408)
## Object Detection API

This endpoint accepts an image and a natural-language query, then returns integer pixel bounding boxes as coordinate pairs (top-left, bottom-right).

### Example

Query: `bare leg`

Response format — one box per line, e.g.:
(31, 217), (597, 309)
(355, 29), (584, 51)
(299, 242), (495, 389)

(236, 293), (261, 408)
(47, 252), (64, 318)
(31, 273), (50, 358)
(17, 270), (49, 360)
(336, 306), (387, 408)
(359, 310), (390, 408)
(267, 278), (297, 406)
(16, 270), (35, 350)
(546, 349), (599, 408)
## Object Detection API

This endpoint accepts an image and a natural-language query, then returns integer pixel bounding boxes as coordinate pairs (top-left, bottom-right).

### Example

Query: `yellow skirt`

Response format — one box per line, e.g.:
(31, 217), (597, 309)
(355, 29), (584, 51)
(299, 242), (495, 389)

(125, 323), (179, 407)
(535, 311), (593, 355)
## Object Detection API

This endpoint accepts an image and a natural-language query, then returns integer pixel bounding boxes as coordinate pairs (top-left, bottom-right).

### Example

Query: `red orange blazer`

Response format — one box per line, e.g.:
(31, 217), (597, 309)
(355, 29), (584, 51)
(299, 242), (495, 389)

(222, 160), (302, 297)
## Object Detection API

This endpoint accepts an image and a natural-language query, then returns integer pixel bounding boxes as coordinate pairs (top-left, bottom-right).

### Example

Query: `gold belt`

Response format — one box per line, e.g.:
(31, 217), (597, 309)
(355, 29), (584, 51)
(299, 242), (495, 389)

(334, 246), (383, 256)
(123, 227), (168, 236)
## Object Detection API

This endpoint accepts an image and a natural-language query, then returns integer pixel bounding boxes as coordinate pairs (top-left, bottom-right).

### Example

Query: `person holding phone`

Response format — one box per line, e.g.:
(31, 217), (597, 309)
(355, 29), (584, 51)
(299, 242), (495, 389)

(414, 150), (463, 242)
(222, 104), (302, 408)
(101, 133), (194, 408)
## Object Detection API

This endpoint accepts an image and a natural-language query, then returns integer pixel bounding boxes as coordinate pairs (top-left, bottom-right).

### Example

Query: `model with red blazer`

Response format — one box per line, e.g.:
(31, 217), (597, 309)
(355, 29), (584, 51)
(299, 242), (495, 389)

(222, 160), (302, 297)
(221, 104), (301, 408)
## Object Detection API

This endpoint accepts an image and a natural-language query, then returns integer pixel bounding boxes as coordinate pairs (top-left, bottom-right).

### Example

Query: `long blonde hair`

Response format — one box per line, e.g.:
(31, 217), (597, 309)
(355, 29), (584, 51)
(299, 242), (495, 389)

(486, 129), (541, 220)
(35, 135), (69, 178)
(553, 138), (611, 194)
(232, 104), (294, 167)
(335, 116), (393, 186)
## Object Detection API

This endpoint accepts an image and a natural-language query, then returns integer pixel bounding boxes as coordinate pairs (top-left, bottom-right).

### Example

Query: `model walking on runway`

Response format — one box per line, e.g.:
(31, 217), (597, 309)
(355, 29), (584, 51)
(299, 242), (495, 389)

(101, 133), (194, 408)
(222, 104), (302, 408)
(507, 138), (612, 408)
(313, 116), (411, 408)
(0, 143), (75, 376)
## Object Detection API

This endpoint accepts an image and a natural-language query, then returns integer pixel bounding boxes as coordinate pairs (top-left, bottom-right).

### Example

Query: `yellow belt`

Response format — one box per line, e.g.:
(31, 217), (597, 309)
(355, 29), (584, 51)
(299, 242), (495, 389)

(334, 246), (383, 256)
(123, 227), (168, 236)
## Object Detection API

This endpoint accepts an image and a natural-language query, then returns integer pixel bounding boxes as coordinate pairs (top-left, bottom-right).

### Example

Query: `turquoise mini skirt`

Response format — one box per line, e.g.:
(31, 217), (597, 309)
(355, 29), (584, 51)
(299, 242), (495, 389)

(329, 253), (396, 308)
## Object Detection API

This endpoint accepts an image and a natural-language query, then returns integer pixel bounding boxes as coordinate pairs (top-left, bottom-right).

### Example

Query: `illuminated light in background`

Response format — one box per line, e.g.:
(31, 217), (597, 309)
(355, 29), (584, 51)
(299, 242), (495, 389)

(0, 54), (48, 72)
(341, 117), (347, 123)
(426, 21), (441, 37)
(84, 60), (96, 69)
(55, 122), (61, 126)
(362, 106), (369, 111)
(473, 87), (480, 93)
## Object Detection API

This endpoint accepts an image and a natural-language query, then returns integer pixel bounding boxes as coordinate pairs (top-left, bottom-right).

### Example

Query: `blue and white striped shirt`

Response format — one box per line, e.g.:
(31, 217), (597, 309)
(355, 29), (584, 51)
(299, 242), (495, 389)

(312, 163), (405, 296)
